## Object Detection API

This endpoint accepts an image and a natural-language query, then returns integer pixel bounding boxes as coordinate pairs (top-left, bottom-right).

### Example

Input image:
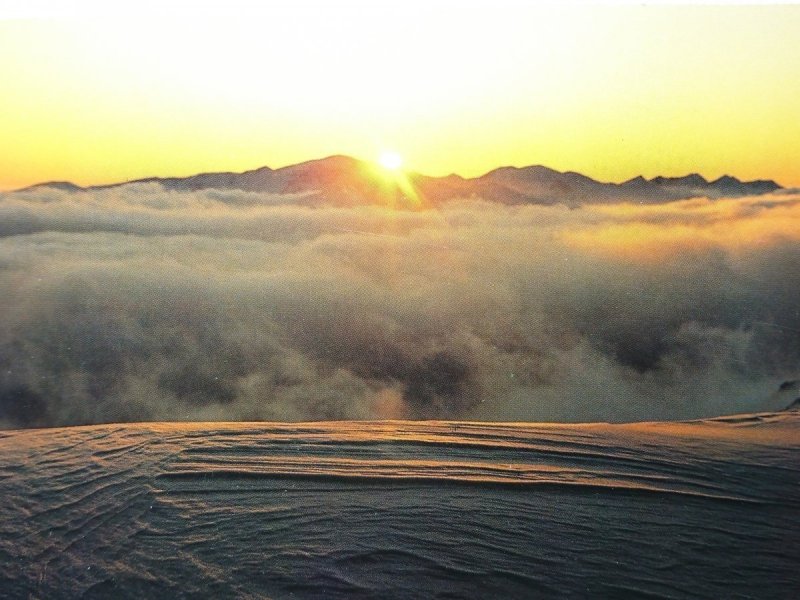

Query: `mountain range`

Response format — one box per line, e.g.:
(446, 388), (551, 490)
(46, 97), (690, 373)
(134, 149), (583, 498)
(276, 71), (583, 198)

(18, 155), (782, 207)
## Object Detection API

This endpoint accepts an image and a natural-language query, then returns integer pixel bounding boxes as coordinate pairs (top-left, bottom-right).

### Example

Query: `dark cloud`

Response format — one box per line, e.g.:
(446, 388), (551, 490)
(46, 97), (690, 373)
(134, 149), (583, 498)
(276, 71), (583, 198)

(0, 185), (798, 428)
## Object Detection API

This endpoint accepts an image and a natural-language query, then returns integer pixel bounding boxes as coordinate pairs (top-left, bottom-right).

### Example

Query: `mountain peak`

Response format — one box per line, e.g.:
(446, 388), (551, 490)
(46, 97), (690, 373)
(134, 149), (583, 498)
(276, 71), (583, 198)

(16, 181), (84, 193)
(651, 174), (709, 187)
(481, 164), (561, 178)
(288, 155), (365, 170)
(711, 175), (741, 186)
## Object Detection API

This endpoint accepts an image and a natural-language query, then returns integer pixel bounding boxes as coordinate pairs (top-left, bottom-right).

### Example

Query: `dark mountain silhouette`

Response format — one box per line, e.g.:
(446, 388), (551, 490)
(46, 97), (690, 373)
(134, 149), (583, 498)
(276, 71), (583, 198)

(17, 181), (83, 193)
(652, 174), (709, 187)
(16, 156), (782, 207)
(709, 175), (781, 196)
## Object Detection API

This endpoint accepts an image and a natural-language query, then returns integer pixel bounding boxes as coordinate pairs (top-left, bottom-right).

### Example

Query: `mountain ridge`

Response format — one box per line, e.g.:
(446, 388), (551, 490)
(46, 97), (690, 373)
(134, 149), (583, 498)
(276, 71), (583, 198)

(15, 155), (783, 207)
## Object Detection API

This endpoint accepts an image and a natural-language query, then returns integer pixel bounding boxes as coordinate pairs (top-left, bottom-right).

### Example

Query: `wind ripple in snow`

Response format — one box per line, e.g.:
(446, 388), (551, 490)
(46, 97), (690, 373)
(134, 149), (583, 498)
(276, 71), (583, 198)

(1, 413), (798, 598)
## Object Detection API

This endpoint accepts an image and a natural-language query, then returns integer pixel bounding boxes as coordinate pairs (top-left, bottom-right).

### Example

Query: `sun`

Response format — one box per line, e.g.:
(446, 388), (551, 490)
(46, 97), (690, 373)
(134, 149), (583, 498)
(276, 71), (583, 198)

(378, 151), (403, 171)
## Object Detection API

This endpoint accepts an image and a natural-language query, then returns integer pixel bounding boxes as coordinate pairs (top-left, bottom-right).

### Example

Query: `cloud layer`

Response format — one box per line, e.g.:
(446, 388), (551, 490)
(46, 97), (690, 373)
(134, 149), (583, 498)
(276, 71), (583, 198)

(1, 185), (799, 428)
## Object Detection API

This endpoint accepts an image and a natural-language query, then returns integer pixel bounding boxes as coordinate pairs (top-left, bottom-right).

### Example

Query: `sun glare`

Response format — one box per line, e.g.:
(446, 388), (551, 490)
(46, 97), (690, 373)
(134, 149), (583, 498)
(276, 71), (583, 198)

(379, 151), (403, 171)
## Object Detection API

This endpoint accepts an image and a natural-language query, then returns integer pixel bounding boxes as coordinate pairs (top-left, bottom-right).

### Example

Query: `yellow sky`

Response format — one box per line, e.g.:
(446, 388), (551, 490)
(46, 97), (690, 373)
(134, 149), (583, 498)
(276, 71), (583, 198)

(1, 3), (799, 190)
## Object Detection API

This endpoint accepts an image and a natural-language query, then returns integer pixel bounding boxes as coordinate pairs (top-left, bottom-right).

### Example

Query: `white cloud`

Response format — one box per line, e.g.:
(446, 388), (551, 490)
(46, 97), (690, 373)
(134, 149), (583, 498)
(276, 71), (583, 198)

(1, 185), (798, 427)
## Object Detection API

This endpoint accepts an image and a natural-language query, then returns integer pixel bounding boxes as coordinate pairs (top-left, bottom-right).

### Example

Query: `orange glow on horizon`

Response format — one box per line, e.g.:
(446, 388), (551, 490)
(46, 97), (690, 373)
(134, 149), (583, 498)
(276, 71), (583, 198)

(562, 196), (800, 261)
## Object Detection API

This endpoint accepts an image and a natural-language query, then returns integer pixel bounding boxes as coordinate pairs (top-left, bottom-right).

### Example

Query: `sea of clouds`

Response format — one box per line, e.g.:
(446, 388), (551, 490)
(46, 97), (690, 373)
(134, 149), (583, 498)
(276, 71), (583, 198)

(1, 184), (799, 428)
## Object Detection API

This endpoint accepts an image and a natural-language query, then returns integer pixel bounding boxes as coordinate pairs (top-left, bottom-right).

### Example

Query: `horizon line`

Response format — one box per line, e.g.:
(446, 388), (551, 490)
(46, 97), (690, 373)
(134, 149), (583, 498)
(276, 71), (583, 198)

(6, 153), (786, 193)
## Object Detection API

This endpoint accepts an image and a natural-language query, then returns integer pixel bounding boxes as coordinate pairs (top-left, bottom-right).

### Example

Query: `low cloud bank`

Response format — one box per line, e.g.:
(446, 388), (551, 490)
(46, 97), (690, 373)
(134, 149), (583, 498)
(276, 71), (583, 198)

(1, 185), (798, 427)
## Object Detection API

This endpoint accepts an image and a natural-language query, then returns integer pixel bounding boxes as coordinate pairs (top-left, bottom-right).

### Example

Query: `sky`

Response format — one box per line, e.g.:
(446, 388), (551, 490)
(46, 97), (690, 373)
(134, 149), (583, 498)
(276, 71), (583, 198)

(1, 2), (799, 190)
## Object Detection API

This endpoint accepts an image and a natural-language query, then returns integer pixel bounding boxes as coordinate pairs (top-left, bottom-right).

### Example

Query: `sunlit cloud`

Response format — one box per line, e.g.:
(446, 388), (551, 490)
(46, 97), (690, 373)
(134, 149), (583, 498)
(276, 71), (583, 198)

(563, 195), (800, 260)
